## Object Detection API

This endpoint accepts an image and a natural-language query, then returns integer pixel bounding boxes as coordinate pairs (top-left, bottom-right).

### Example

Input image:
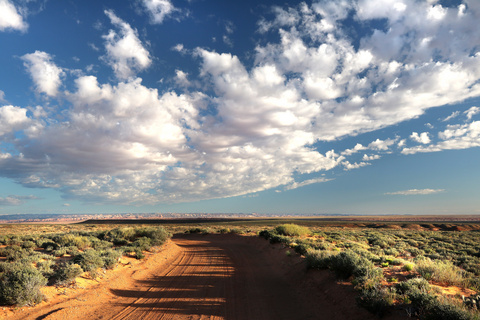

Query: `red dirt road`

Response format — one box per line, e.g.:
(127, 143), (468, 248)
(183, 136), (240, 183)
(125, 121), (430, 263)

(5, 234), (404, 320)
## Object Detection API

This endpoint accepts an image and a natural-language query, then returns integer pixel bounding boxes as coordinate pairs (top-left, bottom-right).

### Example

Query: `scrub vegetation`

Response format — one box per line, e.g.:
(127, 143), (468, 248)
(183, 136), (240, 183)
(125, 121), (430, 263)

(259, 224), (480, 319)
(0, 226), (170, 306)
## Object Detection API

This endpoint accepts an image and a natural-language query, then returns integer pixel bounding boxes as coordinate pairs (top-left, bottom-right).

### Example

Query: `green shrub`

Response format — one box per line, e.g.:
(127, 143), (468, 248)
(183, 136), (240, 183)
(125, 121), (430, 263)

(53, 263), (83, 287)
(274, 224), (310, 237)
(294, 243), (312, 255)
(101, 249), (122, 269)
(415, 257), (465, 286)
(396, 278), (431, 295)
(135, 227), (171, 246)
(329, 250), (372, 279)
(356, 286), (396, 317)
(73, 249), (103, 279)
(305, 249), (336, 269)
(37, 259), (55, 277)
(0, 266), (47, 306)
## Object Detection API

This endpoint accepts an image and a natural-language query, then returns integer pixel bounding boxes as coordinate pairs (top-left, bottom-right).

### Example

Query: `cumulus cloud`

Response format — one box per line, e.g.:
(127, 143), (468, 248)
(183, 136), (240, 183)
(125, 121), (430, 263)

(141, 0), (176, 24)
(465, 106), (480, 120)
(0, 0), (27, 32)
(103, 10), (151, 80)
(21, 51), (64, 96)
(385, 189), (445, 196)
(0, 105), (31, 137)
(2, 0), (480, 205)
(342, 161), (370, 171)
(410, 132), (431, 144)
(402, 121), (480, 154)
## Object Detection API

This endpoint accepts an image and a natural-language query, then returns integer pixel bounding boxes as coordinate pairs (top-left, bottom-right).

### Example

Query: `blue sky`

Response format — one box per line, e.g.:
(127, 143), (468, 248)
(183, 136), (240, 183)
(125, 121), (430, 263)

(0, 0), (479, 215)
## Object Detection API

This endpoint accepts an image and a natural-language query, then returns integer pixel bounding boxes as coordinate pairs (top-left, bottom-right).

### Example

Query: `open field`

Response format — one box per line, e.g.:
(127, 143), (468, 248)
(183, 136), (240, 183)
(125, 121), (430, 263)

(0, 217), (479, 319)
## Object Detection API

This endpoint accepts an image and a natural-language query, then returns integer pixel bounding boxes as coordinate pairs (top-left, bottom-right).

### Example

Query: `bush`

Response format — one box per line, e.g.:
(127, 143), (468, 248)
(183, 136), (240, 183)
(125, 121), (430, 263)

(73, 249), (103, 279)
(356, 286), (396, 317)
(415, 257), (465, 286)
(53, 263), (83, 287)
(101, 249), (122, 269)
(135, 227), (171, 246)
(274, 224), (310, 237)
(305, 249), (336, 269)
(329, 250), (373, 280)
(0, 266), (47, 306)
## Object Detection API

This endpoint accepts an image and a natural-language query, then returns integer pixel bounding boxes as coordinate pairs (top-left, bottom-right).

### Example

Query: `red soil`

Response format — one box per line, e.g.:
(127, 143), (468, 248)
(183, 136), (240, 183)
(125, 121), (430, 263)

(2, 234), (408, 319)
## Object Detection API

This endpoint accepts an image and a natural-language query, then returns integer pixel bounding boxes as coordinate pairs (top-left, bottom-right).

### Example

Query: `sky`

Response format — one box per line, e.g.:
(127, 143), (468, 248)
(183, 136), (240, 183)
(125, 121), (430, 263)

(0, 0), (479, 216)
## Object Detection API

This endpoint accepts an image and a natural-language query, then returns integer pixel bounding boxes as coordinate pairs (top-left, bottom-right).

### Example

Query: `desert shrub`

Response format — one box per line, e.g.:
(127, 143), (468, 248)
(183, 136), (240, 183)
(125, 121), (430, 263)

(73, 249), (103, 279)
(329, 250), (375, 280)
(40, 240), (59, 251)
(132, 237), (152, 251)
(0, 245), (25, 261)
(53, 263), (83, 287)
(415, 257), (465, 286)
(185, 227), (211, 234)
(408, 292), (473, 320)
(37, 259), (55, 277)
(403, 262), (415, 272)
(0, 266), (47, 306)
(101, 227), (136, 245)
(101, 249), (122, 269)
(305, 249), (337, 269)
(89, 238), (113, 250)
(396, 278), (431, 295)
(53, 247), (69, 257)
(275, 224), (310, 237)
(21, 240), (36, 250)
(135, 227), (170, 246)
(54, 234), (91, 250)
(353, 266), (384, 290)
(294, 243), (312, 255)
(356, 286), (396, 317)
(134, 248), (145, 259)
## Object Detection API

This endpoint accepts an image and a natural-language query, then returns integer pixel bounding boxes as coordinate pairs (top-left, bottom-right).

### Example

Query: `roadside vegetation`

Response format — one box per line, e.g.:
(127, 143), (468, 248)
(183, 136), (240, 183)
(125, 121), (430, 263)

(260, 224), (480, 319)
(0, 226), (170, 306)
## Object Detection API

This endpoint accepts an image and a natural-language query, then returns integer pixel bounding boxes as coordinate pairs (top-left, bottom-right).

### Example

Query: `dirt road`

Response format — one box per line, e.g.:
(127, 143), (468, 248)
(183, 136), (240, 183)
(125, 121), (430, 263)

(6, 234), (387, 320)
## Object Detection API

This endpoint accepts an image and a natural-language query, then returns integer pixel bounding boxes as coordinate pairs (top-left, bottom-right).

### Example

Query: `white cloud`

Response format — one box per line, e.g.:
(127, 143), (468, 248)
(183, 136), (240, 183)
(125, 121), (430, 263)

(3, 1), (480, 205)
(342, 161), (370, 171)
(465, 106), (480, 120)
(410, 132), (431, 144)
(103, 10), (152, 80)
(0, 105), (31, 137)
(0, 0), (27, 32)
(0, 90), (5, 102)
(362, 154), (380, 161)
(443, 111), (460, 122)
(368, 138), (396, 151)
(0, 195), (38, 206)
(141, 0), (176, 24)
(21, 51), (64, 97)
(403, 120), (480, 154)
(341, 143), (366, 155)
(174, 70), (190, 87)
(385, 188), (445, 196)
(284, 177), (333, 191)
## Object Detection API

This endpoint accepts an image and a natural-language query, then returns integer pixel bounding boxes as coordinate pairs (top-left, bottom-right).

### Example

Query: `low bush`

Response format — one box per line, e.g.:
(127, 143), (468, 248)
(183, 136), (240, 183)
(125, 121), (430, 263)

(305, 249), (336, 269)
(73, 249), (103, 279)
(274, 224), (310, 237)
(415, 257), (465, 286)
(356, 286), (396, 317)
(0, 266), (47, 306)
(53, 263), (83, 287)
